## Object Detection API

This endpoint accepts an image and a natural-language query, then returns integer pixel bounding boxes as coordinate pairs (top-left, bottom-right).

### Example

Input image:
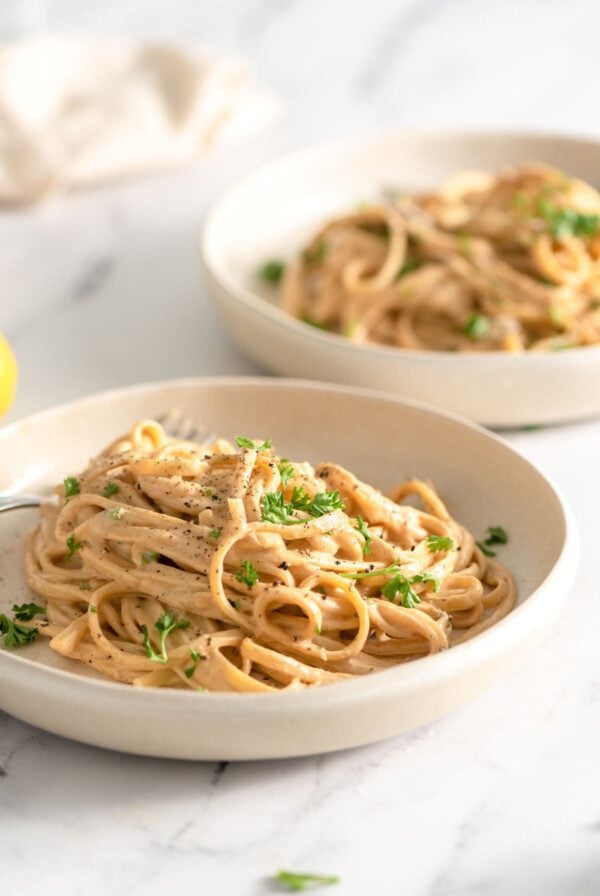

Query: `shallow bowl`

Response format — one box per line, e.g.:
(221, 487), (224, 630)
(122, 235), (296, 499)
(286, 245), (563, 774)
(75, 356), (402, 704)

(201, 130), (600, 427)
(0, 377), (578, 759)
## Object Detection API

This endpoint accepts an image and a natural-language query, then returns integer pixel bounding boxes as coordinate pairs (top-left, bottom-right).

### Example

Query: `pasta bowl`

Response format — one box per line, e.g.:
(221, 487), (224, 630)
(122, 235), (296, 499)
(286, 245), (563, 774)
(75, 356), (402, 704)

(201, 130), (600, 427)
(0, 377), (578, 759)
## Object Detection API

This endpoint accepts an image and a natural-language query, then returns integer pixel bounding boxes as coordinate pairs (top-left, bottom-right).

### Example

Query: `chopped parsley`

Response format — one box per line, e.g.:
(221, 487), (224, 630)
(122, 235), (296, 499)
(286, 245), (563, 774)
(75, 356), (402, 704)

(462, 313), (490, 341)
(476, 525), (508, 557)
(63, 476), (80, 497)
(66, 533), (84, 560)
(236, 436), (272, 451)
(381, 570), (439, 607)
(12, 602), (45, 621)
(208, 528), (222, 539)
(486, 525), (508, 545)
(0, 614), (38, 649)
(275, 870), (339, 891)
(142, 612), (191, 664)
(343, 563), (439, 608)
(89, 605), (97, 613)
(103, 482), (120, 497)
(355, 516), (372, 556)
(395, 258), (420, 279)
(142, 550), (159, 564)
(427, 534), (454, 552)
(184, 647), (205, 678)
(537, 198), (600, 240)
(260, 488), (344, 525)
(303, 241), (327, 265)
(258, 259), (285, 284)
(235, 560), (259, 588)
(300, 314), (330, 331)
(278, 459), (294, 487)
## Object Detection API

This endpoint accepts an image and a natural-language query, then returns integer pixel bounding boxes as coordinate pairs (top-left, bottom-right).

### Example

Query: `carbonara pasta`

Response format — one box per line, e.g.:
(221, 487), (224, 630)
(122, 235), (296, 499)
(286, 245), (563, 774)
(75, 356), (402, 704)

(23, 420), (515, 691)
(273, 162), (600, 352)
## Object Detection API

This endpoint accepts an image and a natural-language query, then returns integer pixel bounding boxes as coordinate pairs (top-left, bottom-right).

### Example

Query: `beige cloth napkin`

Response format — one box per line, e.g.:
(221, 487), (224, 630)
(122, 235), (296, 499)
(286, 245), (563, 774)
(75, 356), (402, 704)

(0, 34), (282, 204)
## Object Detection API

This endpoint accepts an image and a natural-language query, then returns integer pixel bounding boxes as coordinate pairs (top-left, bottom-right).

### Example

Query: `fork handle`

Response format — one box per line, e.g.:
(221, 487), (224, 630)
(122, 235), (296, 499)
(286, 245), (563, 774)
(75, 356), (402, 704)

(0, 494), (43, 512)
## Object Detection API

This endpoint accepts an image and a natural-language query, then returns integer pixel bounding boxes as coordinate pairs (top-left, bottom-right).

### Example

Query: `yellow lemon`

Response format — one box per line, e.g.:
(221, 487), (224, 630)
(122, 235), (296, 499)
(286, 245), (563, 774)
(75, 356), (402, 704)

(0, 332), (17, 418)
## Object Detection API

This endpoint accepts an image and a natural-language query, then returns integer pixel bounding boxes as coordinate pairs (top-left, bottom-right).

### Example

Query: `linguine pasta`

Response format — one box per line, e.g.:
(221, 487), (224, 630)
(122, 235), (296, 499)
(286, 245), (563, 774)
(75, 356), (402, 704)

(279, 162), (600, 352)
(23, 420), (515, 691)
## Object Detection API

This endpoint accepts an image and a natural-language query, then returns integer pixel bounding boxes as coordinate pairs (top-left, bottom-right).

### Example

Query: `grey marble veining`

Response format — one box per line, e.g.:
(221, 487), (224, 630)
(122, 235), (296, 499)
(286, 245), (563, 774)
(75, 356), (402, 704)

(1, 2), (600, 894)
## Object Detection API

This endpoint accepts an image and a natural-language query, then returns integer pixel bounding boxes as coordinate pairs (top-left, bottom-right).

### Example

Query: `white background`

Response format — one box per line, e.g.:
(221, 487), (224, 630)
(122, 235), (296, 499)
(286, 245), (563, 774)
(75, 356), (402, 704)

(1, 2), (600, 895)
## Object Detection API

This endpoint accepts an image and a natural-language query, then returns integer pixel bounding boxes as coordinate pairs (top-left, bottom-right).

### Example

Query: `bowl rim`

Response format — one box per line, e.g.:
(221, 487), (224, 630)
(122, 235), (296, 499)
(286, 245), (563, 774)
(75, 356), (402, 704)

(0, 375), (580, 713)
(200, 127), (600, 367)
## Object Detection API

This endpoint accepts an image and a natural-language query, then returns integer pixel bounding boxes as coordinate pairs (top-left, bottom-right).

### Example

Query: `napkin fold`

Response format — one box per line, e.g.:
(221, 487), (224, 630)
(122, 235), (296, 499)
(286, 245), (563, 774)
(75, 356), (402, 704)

(0, 34), (282, 204)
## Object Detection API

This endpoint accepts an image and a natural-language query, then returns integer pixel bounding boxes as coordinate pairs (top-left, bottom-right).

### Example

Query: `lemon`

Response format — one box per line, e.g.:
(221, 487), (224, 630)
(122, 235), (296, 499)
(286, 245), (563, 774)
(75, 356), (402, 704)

(0, 332), (17, 418)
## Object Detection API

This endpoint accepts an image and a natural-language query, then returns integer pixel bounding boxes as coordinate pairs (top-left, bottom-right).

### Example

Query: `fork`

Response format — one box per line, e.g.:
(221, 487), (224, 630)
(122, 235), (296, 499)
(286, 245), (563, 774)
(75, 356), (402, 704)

(0, 409), (215, 513)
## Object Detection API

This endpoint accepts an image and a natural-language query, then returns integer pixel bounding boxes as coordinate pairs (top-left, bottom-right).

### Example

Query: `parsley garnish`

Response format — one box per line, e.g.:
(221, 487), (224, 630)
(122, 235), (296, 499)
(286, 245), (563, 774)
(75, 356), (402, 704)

(0, 614), (38, 649)
(381, 570), (439, 607)
(235, 560), (259, 588)
(355, 516), (372, 556)
(476, 525), (508, 557)
(278, 459), (294, 487)
(537, 198), (600, 239)
(12, 602), (45, 621)
(462, 313), (490, 341)
(66, 533), (84, 560)
(141, 612), (190, 664)
(89, 605), (97, 613)
(303, 241), (327, 265)
(184, 647), (204, 678)
(260, 488), (344, 525)
(260, 491), (295, 525)
(303, 490), (345, 516)
(235, 436), (272, 451)
(486, 525), (508, 545)
(142, 550), (159, 564)
(258, 259), (285, 284)
(63, 476), (80, 497)
(103, 482), (119, 497)
(208, 528), (221, 539)
(427, 534), (454, 552)
(343, 563), (439, 608)
(395, 258), (420, 280)
(275, 870), (339, 891)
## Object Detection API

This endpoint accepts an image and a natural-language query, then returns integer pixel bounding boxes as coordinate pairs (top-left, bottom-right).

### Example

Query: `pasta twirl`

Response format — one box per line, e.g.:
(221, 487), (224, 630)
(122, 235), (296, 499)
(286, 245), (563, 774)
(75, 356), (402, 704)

(23, 420), (516, 691)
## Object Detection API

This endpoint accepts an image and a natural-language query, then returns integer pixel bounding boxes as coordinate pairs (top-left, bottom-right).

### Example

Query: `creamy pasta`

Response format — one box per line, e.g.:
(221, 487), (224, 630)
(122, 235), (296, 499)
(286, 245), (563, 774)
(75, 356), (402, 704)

(275, 163), (600, 352)
(22, 420), (515, 691)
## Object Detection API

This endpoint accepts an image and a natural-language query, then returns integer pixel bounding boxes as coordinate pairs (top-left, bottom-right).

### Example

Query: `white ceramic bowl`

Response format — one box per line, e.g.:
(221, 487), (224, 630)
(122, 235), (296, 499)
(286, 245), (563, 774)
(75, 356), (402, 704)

(201, 130), (600, 428)
(0, 377), (578, 760)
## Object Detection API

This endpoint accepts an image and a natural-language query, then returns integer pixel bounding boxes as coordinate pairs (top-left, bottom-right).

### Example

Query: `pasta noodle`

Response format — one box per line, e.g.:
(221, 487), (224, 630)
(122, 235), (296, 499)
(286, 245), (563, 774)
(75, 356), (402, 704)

(23, 420), (516, 691)
(280, 162), (600, 352)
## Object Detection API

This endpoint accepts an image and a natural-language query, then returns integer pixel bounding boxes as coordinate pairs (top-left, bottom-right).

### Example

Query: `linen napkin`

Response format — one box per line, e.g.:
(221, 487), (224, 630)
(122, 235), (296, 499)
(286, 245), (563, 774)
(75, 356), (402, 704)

(0, 34), (282, 204)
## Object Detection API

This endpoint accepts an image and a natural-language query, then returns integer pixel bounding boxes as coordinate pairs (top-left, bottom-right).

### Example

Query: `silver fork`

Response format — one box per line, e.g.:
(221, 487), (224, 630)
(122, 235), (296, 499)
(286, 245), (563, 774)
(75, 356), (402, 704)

(0, 410), (215, 513)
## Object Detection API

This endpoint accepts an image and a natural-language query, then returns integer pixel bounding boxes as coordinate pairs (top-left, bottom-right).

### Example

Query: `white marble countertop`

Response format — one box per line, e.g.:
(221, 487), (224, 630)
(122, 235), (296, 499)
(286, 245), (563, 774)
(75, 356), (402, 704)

(1, 2), (600, 894)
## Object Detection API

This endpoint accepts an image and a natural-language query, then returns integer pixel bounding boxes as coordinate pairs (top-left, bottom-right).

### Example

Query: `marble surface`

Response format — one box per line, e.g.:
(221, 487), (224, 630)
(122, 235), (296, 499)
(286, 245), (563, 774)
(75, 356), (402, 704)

(1, 1), (600, 894)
